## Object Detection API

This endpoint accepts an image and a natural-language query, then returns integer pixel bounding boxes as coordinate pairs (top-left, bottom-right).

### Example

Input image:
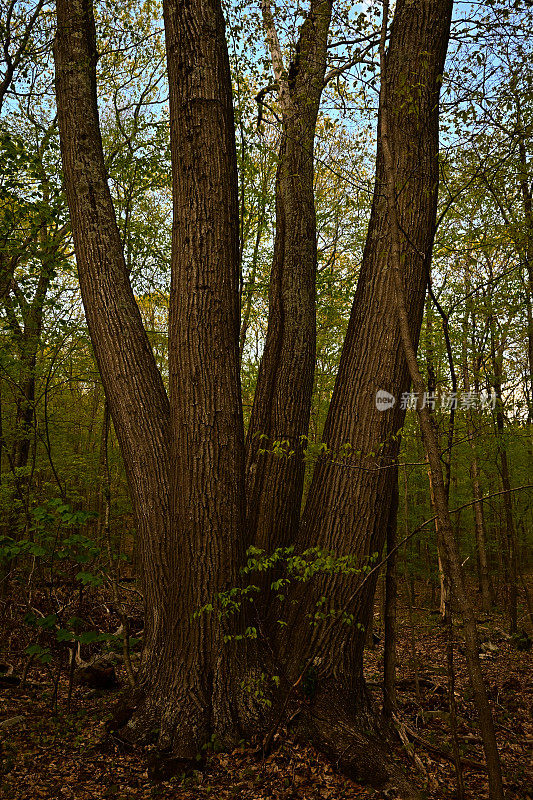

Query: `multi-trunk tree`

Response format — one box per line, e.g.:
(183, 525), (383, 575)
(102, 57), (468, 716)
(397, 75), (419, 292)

(54, 0), (470, 789)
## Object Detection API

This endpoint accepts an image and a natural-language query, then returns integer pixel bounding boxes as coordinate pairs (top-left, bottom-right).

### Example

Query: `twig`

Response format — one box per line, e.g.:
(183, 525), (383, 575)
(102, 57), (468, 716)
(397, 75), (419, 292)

(401, 722), (488, 773)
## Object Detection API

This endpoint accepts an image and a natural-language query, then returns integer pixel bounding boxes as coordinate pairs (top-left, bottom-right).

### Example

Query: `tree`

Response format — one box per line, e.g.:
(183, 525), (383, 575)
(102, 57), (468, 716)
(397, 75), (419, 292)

(271, 2), (454, 782)
(55, 0), (507, 791)
(245, 0), (333, 555)
(158, 0), (247, 753)
(0, 0), (46, 112)
(55, 0), (250, 761)
(54, 0), (172, 721)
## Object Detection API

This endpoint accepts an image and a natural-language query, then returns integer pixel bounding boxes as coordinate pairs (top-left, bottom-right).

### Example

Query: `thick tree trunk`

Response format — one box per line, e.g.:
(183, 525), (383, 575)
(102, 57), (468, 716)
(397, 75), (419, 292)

(245, 0), (332, 554)
(54, 0), (171, 672)
(377, 2), (504, 793)
(56, 0), (249, 764)
(274, 0), (453, 786)
(148, 0), (247, 757)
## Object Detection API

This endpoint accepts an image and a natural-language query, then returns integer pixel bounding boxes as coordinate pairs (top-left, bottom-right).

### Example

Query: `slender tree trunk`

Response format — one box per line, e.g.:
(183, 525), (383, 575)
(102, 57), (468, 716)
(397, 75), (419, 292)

(491, 337), (518, 634)
(517, 117), (533, 420)
(245, 0), (332, 554)
(425, 298), (450, 618)
(378, 3), (504, 794)
(383, 473), (399, 720)
(462, 290), (492, 611)
(446, 598), (465, 800)
(11, 265), (51, 479)
(470, 453), (492, 609)
(3, 206), (56, 532)
(239, 155), (275, 359)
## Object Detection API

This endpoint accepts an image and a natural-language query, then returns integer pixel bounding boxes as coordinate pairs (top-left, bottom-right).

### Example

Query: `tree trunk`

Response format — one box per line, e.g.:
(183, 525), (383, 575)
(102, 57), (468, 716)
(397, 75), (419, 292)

(275, 0), (453, 786)
(462, 283), (492, 612)
(425, 297), (451, 618)
(491, 336), (518, 634)
(56, 0), (250, 766)
(239, 153), (275, 359)
(377, 2), (504, 793)
(54, 0), (172, 684)
(470, 453), (492, 610)
(245, 0), (332, 554)
(383, 473), (399, 720)
(2, 184), (57, 531)
(517, 116), (533, 421)
(151, 0), (247, 757)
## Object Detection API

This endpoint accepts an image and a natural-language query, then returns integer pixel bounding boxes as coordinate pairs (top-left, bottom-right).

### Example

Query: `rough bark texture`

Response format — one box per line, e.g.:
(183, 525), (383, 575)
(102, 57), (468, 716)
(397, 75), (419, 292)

(55, 0), (249, 763)
(152, 0), (247, 755)
(245, 0), (332, 554)
(54, 0), (172, 677)
(55, 0), (490, 791)
(378, 1), (504, 794)
(275, 0), (453, 785)
(284, 0), (451, 673)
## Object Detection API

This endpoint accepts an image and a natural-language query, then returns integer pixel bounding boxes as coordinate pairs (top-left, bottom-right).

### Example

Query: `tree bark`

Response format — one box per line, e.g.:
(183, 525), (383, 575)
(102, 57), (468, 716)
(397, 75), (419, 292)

(54, 0), (172, 679)
(377, 2), (504, 794)
(56, 0), (250, 765)
(245, 0), (332, 554)
(150, 0), (247, 756)
(275, 0), (453, 786)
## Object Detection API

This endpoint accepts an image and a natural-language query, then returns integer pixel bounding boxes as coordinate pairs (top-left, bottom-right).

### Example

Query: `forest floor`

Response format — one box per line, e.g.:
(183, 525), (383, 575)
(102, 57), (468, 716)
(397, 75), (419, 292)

(0, 593), (531, 800)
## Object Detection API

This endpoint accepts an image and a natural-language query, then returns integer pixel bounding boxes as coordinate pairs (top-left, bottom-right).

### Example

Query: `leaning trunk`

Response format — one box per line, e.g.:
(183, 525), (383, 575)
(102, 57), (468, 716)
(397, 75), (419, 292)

(276, 0), (453, 785)
(246, 0), (332, 554)
(54, 0), (171, 675)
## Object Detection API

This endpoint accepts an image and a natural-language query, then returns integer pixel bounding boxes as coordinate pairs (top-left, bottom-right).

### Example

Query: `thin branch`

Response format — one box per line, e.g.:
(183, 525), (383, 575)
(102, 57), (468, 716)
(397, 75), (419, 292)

(261, 0), (290, 109)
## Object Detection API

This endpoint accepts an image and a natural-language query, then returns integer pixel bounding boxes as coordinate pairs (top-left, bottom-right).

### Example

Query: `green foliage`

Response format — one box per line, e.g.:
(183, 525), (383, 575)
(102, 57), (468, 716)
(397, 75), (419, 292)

(0, 499), (127, 670)
(194, 544), (378, 644)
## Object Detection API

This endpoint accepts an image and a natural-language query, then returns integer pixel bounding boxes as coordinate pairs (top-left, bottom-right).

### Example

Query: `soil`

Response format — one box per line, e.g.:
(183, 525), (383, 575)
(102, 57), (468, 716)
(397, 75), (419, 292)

(1, 593), (531, 800)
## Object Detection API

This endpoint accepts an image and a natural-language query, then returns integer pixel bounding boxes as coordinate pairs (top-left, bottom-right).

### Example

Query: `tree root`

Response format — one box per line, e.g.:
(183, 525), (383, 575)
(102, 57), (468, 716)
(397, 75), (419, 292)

(294, 690), (423, 800)
(106, 681), (422, 796)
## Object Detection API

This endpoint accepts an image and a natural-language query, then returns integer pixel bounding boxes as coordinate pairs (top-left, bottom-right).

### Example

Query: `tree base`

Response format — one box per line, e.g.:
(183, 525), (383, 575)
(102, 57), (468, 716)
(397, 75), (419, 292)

(107, 679), (419, 797)
(293, 685), (421, 799)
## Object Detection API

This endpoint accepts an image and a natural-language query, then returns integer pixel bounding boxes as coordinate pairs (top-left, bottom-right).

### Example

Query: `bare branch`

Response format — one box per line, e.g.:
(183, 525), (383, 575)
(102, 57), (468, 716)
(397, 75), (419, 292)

(261, 0), (290, 109)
